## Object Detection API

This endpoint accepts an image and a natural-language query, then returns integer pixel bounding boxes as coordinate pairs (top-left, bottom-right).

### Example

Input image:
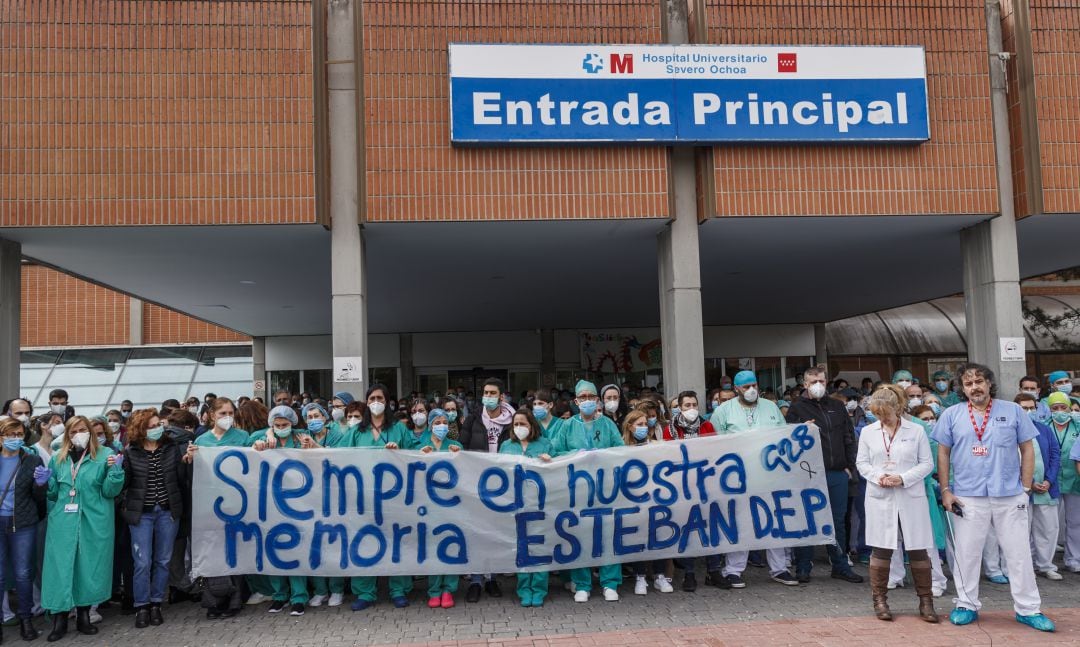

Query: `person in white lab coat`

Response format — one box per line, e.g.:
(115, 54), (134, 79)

(856, 387), (938, 623)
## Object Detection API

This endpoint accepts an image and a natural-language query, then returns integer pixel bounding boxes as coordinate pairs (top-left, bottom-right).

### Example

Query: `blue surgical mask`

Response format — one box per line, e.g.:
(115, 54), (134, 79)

(1057, 383), (1074, 395)
(447, 411), (458, 423)
(146, 426), (164, 442)
(482, 396), (500, 410)
(646, 417), (657, 428)
(432, 423), (449, 440)
(307, 419), (325, 433)
(578, 400), (598, 416)
(935, 380), (949, 393)
(1072, 412), (1080, 425)
(1028, 410), (1040, 422)
(864, 410), (877, 423)
(632, 426), (649, 441)
(2, 439), (23, 452)
(532, 406), (548, 420)
(929, 403), (942, 416)
(274, 427), (292, 438)
(1052, 411), (1071, 425)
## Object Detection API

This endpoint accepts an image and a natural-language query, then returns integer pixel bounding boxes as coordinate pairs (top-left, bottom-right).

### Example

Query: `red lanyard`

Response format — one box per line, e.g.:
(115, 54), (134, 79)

(881, 424), (897, 457)
(968, 401), (993, 443)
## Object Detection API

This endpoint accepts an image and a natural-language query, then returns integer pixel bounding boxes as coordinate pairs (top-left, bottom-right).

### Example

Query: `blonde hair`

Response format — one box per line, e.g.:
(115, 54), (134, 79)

(868, 386), (904, 420)
(621, 409), (650, 444)
(54, 415), (101, 464)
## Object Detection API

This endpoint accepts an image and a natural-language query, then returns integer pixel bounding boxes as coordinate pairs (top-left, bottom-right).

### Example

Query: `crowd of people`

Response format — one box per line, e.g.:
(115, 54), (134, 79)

(0, 364), (1076, 640)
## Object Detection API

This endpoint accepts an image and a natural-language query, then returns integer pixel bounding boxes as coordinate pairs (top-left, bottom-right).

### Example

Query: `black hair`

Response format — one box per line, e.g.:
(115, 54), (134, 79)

(483, 377), (505, 394)
(48, 388), (68, 400)
(677, 390), (698, 406)
(956, 363), (998, 400)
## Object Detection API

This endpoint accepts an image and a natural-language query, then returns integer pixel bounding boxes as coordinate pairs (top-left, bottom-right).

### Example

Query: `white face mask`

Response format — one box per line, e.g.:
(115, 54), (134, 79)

(411, 412), (428, 427)
(845, 400), (858, 412)
(896, 380), (912, 389)
(70, 432), (90, 449)
(50, 404), (66, 415)
(187, 406), (199, 416)
(742, 388), (758, 403)
(50, 423), (66, 438)
(1022, 389), (1039, 398)
(15, 414), (28, 426)
(908, 397), (923, 409)
(368, 402), (386, 416)
(215, 416), (234, 431)
(108, 421), (121, 433)
(513, 425), (530, 440)
(331, 408), (345, 422)
(808, 383), (827, 399)
(681, 408), (699, 422)
(604, 400), (619, 413)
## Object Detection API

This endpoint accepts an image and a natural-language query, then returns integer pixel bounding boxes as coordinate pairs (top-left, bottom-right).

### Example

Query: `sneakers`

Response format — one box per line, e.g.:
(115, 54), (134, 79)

(932, 586), (946, 597)
(949, 608), (978, 626)
(574, 590), (590, 603)
(887, 579), (904, 590)
(653, 576), (674, 593)
(350, 598), (372, 611)
(1015, 613), (1056, 632)
(327, 593), (344, 607)
(246, 593), (269, 606)
(704, 571), (731, 589)
(308, 594), (326, 608)
(831, 570), (864, 584)
(682, 572), (697, 592)
(725, 574), (746, 589)
(289, 603), (304, 616)
(391, 596), (409, 608)
(441, 592), (454, 609)
(89, 609), (103, 624)
(1041, 570), (1064, 581)
(796, 571), (811, 584)
(987, 574), (1009, 584)
(602, 587), (619, 602)
(428, 596), (442, 608)
(771, 571), (799, 586)
(267, 600), (287, 614)
(634, 576), (648, 595)
(484, 580), (503, 598)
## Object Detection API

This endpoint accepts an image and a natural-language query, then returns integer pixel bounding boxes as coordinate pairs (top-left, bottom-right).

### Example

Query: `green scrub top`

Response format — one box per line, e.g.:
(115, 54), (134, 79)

(349, 423), (410, 449)
(711, 397), (785, 433)
(499, 436), (553, 458)
(250, 429), (304, 448)
(195, 427), (251, 448)
(415, 432), (463, 453)
(552, 415), (622, 456)
(1051, 420), (1080, 495)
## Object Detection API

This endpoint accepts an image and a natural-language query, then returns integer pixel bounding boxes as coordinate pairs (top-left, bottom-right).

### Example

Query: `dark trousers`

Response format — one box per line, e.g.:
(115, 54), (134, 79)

(795, 469), (851, 574)
(0, 518), (36, 618)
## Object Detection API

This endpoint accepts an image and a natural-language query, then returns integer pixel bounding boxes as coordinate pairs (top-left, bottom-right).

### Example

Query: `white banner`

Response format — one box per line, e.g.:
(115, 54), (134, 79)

(191, 425), (833, 577)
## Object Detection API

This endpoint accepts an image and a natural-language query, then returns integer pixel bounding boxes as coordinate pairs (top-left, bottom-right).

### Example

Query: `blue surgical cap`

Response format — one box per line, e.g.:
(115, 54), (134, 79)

(575, 380), (597, 396)
(1049, 370), (1070, 383)
(334, 391), (355, 406)
(733, 370), (757, 387)
(428, 408), (448, 425)
(301, 402), (328, 421)
(268, 405), (298, 427)
(892, 370), (913, 383)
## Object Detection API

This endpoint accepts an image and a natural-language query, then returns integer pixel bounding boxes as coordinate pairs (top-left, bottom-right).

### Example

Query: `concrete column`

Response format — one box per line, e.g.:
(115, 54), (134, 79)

(657, 0), (706, 399)
(128, 297), (143, 346)
(813, 323), (828, 370)
(327, 0), (368, 396)
(540, 329), (556, 389)
(399, 333), (415, 396)
(252, 336), (267, 401)
(960, 0), (1026, 397)
(0, 241), (20, 399)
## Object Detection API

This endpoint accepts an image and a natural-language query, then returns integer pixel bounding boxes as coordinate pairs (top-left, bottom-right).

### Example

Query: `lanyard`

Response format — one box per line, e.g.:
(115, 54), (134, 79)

(968, 401), (993, 443)
(69, 451), (88, 499)
(881, 424), (898, 457)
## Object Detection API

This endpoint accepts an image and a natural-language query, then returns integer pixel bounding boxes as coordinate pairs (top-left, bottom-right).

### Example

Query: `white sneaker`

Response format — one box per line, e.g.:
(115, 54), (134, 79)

(246, 592), (270, 605)
(654, 576), (674, 593)
(574, 590), (589, 603)
(1043, 570), (1064, 581)
(308, 594), (326, 607)
(327, 593), (344, 607)
(89, 609), (102, 624)
(602, 587), (619, 602)
(932, 586), (945, 597)
(634, 576), (647, 595)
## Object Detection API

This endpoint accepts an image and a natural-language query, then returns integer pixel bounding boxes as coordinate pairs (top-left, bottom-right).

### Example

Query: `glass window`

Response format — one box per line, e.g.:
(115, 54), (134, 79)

(302, 369), (332, 398)
(369, 367), (398, 398)
(418, 373), (448, 400)
(509, 370), (539, 400)
(193, 347), (252, 383)
(270, 371), (300, 399)
(109, 384), (190, 411)
(189, 381), (252, 400)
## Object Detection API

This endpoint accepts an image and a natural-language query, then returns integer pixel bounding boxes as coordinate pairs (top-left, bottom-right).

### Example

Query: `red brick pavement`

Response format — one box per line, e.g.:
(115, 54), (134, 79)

(392, 607), (1080, 647)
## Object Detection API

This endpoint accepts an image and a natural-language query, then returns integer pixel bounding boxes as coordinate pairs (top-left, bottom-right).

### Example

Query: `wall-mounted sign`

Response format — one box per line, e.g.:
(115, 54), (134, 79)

(449, 44), (929, 144)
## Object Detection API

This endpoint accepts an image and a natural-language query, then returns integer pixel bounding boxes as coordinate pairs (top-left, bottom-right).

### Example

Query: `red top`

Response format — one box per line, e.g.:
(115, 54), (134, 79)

(663, 421), (716, 440)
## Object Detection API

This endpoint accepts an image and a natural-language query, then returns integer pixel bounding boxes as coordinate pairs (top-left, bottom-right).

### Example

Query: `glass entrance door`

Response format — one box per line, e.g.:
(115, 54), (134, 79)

(447, 368), (509, 399)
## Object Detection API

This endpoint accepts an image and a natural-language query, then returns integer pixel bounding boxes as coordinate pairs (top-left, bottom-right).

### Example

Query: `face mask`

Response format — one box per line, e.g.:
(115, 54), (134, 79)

(50, 404), (66, 415)
(532, 406), (548, 420)
(845, 400), (858, 412)
(214, 416), (233, 431)
(121, 411), (130, 419)
(896, 380), (912, 389)
(808, 383), (827, 399)
(187, 406), (199, 416)
(647, 417), (657, 428)
(307, 419), (325, 433)
(1022, 390), (1039, 398)
(513, 425), (530, 440)
(146, 425), (164, 442)
(482, 396), (500, 411)
(934, 380), (949, 393)
(711, 400), (720, 410)
(1057, 383), (1074, 395)
(1027, 410), (1040, 421)
(432, 423), (449, 440)
(331, 408), (345, 422)
(1052, 411), (1072, 425)
(929, 403), (942, 416)
(346, 417), (362, 428)
(96, 435), (106, 446)
(682, 408), (700, 423)
(578, 400), (598, 416)
(447, 411), (458, 423)
(742, 388), (758, 403)
(273, 427), (292, 438)
(1072, 412), (1080, 425)
(720, 384), (732, 391)
(49, 423), (65, 438)
(108, 421), (121, 433)
(604, 400), (619, 413)
(368, 402), (386, 416)
(15, 414), (28, 426)
(70, 432), (89, 449)
(411, 412), (428, 427)
(908, 397), (923, 409)
(2, 439), (23, 452)
(633, 426), (649, 441)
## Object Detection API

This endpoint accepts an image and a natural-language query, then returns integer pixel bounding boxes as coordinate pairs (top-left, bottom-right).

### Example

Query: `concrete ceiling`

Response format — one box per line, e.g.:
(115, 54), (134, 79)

(2, 212), (1079, 338)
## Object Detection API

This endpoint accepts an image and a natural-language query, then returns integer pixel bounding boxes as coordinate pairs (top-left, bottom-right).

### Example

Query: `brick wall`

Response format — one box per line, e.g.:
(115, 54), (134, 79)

(21, 264), (246, 347)
(361, 0), (669, 222)
(0, 0), (315, 226)
(1030, 0), (1080, 214)
(702, 0), (999, 217)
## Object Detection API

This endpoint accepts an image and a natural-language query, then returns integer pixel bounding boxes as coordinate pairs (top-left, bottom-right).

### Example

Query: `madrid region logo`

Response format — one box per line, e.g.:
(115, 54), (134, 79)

(582, 53), (604, 73)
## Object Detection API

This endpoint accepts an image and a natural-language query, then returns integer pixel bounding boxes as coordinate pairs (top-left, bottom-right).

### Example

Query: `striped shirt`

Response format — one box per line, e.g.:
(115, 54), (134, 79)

(143, 448), (169, 511)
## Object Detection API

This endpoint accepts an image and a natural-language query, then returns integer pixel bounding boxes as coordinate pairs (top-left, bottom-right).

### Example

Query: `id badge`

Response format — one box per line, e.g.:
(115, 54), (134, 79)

(63, 503), (79, 513)
(972, 445), (989, 457)
(882, 460), (898, 471)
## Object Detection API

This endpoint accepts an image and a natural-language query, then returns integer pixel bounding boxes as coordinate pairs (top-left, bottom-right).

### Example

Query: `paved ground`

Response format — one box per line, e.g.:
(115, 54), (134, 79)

(52, 551), (1080, 646)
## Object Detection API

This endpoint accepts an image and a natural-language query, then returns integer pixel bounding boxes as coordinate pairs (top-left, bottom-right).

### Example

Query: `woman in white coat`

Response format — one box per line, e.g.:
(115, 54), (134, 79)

(856, 387), (938, 623)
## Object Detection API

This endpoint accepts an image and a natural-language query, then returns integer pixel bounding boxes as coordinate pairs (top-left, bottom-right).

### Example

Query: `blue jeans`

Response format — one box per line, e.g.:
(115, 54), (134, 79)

(0, 518), (37, 618)
(795, 470), (851, 575)
(130, 506), (179, 606)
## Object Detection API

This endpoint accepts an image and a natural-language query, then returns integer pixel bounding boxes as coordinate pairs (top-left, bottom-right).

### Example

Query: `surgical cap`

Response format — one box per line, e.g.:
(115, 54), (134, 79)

(428, 408), (448, 425)
(932, 370), (951, 381)
(733, 370), (757, 387)
(268, 405), (298, 427)
(575, 380), (597, 396)
(301, 402), (328, 421)
(892, 370), (913, 383)
(334, 391), (355, 406)
(1049, 371), (1070, 383)
(1048, 392), (1071, 407)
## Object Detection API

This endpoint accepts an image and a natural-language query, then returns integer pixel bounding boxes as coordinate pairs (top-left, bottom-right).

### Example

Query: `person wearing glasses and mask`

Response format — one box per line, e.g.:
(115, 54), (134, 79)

(0, 418), (47, 641)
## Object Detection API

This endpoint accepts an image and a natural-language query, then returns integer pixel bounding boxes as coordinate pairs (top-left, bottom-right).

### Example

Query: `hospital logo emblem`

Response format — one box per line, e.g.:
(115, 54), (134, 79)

(582, 53), (604, 74)
(778, 52), (797, 73)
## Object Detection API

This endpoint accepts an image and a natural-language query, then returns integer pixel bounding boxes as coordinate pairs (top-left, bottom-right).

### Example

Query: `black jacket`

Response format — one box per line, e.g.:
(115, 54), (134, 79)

(0, 450), (46, 530)
(785, 395), (857, 472)
(458, 413), (510, 453)
(120, 439), (188, 525)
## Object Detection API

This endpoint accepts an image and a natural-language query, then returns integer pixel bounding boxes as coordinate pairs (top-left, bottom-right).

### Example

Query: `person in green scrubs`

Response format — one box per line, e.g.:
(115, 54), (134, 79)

(930, 371), (962, 408)
(530, 393), (564, 442)
(419, 408), (464, 608)
(1046, 391), (1080, 572)
(296, 402), (348, 608)
(41, 416), (126, 642)
(499, 409), (553, 607)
